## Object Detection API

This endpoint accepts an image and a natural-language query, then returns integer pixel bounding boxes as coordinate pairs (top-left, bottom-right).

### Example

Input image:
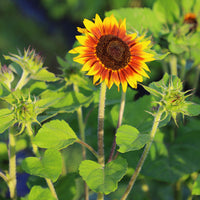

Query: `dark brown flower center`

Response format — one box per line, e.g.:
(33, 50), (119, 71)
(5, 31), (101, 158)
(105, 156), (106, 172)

(96, 35), (130, 70)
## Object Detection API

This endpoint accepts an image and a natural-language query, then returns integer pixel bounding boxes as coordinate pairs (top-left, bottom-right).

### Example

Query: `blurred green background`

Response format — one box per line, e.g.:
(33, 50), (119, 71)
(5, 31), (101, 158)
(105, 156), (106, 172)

(0, 0), (154, 73)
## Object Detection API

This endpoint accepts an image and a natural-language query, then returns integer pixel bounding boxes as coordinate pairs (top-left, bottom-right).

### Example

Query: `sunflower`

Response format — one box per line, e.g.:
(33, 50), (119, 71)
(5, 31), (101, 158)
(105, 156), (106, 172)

(183, 13), (198, 32)
(69, 14), (155, 92)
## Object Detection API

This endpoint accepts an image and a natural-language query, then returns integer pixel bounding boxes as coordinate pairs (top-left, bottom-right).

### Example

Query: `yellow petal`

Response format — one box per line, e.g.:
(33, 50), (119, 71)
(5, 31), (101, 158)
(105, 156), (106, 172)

(130, 33), (137, 40)
(140, 62), (150, 72)
(77, 27), (87, 34)
(68, 48), (78, 54)
(118, 19), (126, 38)
(93, 74), (101, 84)
(83, 18), (96, 33)
(95, 14), (103, 34)
(76, 35), (87, 45)
(86, 62), (101, 75)
(73, 55), (86, 64)
(126, 74), (137, 88)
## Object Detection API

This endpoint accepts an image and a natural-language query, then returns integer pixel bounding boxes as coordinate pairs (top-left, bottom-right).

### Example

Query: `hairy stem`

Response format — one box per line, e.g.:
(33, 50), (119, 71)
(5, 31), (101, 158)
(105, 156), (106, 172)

(180, 58), (186, 80)
(121, 108), (163, 200)
(26, 123), (58, 200)
(169, 54), (178, 76)
(73, 84), (89, 200)
(97, 82), (107, 200)
(108, 90), (126, 162)
(0, 171), (8, 183)
(193, 65), (200, 94)
(8, 127), (17, 200)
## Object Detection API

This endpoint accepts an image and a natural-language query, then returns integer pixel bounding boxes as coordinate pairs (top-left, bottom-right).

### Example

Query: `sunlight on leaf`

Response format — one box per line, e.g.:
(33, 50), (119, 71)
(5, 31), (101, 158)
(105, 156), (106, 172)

(22, 149), (62, 182)
(0, 109), (15, 134)
(33, 120), (77, 150)
(79, 157), (127, 194)
(192, 175), (200, 195)
(116, 125), (151, 153)
(24, 185), (56, 200)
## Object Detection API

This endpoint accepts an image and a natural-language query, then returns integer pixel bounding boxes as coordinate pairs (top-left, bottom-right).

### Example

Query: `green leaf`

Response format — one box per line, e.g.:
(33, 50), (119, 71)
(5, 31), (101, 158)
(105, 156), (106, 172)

(138, 126), (200, 182)
(22, 149), (62, 182)
(31, 68), (59, 82)
(153, 0), (180, 24)
(192, 175), (200, 195)
(106, 7), (162, 35)
(26, 186), (56, 200)
(29, 81), (47, 96)
(79, 157), (127, 194)
(55, 173), (77, 200)
(194, 0), (200, 14)
(116, 125), (151, 153)
(182, 102), (200, 116)
(33, 120), (77, 150)
(37, 90), (94, 122)
(181, 0), (195, 13)
(0, 109), (15, 134)
(0, 82), (11, 97)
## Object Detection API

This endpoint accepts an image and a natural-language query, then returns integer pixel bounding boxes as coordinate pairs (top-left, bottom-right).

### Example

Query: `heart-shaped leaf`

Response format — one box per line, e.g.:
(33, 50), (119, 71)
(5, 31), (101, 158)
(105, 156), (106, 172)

(192, 175), (200, 195)
(79, 157), (127, 194)
(116, 125), (151, 153)
(22, 149), (62, 182)
(0, 109), (15, 134)
(33, 120), (77, 150)
(25, 186), (56, 200)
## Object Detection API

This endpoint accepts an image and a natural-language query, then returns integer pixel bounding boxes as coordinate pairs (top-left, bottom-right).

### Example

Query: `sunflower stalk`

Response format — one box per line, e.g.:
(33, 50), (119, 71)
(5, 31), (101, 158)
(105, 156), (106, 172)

(169, 54), (178, 76)
(8, 127), (17, 200)
(121, 107), (163, 200)
(193, 64), (200, 94)
(73, 84), (89, 200)
(108, 90), (126, 162)
(97, 82), (107, 200)
(26, 123), (59, 200)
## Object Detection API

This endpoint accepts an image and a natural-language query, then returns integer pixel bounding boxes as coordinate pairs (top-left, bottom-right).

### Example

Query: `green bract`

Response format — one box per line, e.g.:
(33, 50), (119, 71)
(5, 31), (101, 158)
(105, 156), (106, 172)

(143, 73), (200, 125)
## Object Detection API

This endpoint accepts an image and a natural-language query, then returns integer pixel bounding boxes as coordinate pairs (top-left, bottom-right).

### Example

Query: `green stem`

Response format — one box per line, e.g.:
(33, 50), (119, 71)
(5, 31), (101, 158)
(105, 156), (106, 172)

(73, 84), (89, 200)
(169, 54), (178, 76)
(108, 90), (126, 162)
(0, 171), (8, 183)
(97, 193), (104, 200)
(76, 140), (98, 158)
(180, 58), (186, 81)
(15, 70), (29, 90)
(46, 178), (59, 200)
(97, 82), (107, 200)
(8, 127), (17, 200)
(120, 108), (163, 200)
(174, 180), (182, 200)
(26, 123), (59, 200)
(26, 123), (40, 157)
(193, 65), (200, 94)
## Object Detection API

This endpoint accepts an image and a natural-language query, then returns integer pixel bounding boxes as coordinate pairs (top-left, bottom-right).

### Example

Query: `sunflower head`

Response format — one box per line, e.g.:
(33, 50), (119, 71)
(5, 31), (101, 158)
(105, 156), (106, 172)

(69, 14), (155, 92)
(183, 13), (198, 32)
